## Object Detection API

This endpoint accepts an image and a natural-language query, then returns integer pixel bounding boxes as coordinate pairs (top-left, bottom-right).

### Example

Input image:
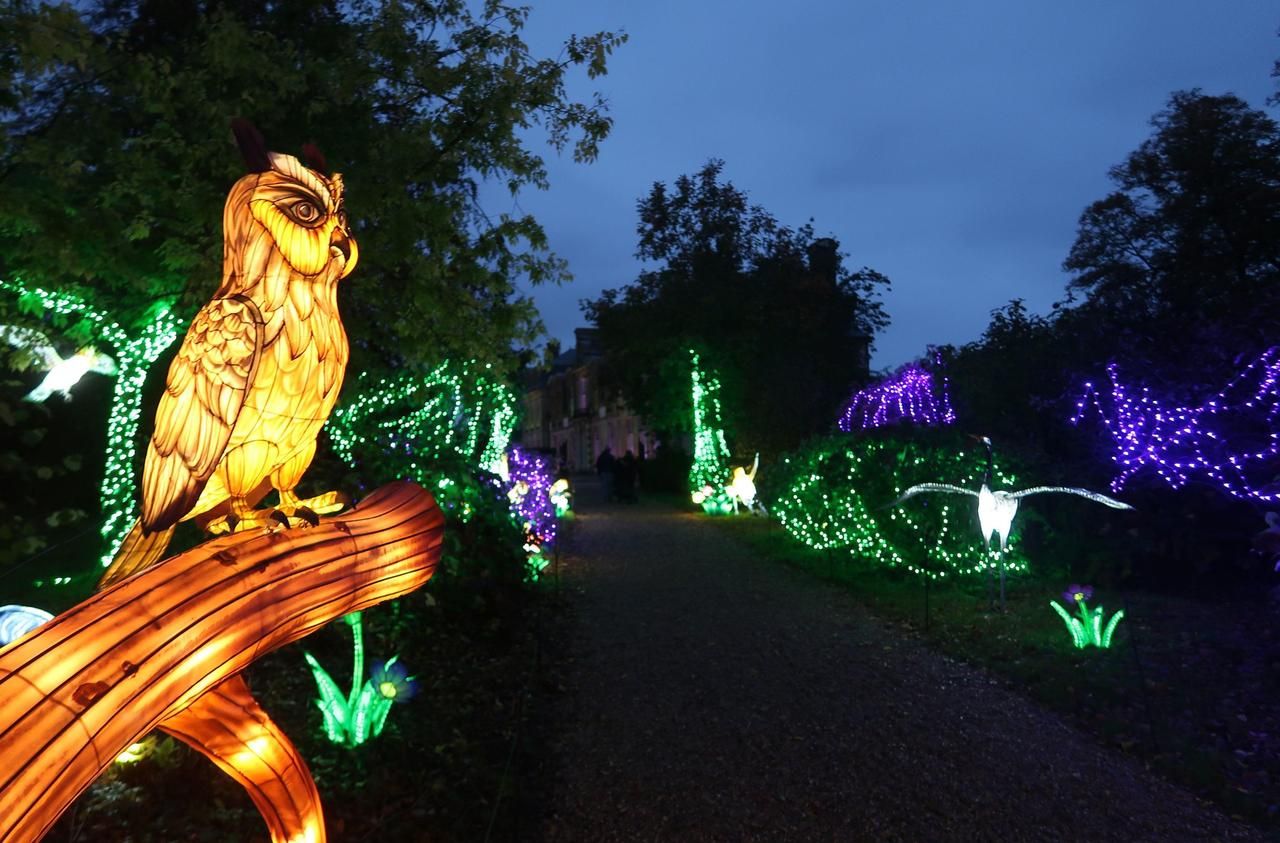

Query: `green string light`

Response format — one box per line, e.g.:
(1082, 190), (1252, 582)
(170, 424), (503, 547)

(688, 349), (730, 504)
(772, 435), (1030, 580)
(326, 359), (518, 513)
(0, 278), (184, 567)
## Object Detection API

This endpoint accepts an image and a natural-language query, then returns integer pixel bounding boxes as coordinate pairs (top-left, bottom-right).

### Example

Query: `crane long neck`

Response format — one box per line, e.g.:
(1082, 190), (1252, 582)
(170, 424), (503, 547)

(982, 441), (993, 488)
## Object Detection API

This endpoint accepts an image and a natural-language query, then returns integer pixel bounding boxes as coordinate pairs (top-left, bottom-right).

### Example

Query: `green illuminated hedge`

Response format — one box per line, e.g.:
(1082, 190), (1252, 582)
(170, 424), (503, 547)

(770, 431), (1029, 580)
(325, 360), (519, 527)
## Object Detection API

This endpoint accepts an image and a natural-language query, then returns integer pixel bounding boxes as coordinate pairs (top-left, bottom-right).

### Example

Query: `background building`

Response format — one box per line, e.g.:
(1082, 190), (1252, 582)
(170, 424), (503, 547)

(520, 328), (659, 472)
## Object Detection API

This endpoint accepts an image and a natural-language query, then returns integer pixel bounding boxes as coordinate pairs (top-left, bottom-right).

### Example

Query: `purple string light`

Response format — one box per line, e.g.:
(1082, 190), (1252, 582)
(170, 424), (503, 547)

(837, 361), (956, 432)
(507, 446), (557, 545)
(1070, 347), (1280, 502)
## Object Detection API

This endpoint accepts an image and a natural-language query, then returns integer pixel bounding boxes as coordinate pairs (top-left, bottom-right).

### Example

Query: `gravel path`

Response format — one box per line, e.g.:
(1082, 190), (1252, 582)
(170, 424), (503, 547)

(537, 478), (1263, 842)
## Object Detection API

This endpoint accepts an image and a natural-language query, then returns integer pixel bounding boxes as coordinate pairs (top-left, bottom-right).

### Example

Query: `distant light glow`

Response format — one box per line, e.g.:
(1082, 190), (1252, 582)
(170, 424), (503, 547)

(114, 740), (152, 765)
(1071, 347), (1280, 502)
(549, 478), (571, 517)
(838, 360), (955, 432)
(726, 454), (766, 515)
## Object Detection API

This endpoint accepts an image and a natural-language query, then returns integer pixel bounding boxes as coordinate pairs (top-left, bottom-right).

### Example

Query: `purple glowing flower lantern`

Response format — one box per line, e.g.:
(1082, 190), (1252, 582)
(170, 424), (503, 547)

(838, 359), (956, 433)
(506, 446), (557, 546)
(1070, 347), (1280, 502)
(1062, 584), (1093, 605)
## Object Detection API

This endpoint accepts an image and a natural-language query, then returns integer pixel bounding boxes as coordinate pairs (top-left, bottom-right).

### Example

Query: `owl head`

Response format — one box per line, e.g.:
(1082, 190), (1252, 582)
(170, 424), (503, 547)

(219, 119), (358, 295)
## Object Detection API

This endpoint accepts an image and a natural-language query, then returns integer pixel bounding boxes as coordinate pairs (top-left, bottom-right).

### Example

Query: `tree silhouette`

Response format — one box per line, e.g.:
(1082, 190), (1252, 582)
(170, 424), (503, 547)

(584, 160), (889, 457)
(1063, 90), (1280, 383)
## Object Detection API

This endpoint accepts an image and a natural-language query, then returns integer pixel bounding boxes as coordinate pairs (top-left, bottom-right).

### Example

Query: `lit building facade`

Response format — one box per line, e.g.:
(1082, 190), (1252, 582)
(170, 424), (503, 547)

(520, 328), (659, 472)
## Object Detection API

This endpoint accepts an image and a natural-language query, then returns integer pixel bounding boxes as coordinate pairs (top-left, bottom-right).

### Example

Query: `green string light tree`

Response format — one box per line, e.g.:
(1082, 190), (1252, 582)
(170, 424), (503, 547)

(324, 358), (536, 594)
(688, 349), (732, 513)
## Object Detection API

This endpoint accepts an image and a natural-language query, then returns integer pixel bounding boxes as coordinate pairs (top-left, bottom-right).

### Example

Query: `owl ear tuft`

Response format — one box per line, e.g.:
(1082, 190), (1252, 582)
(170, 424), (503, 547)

(230, 118), (272, 173)
(301, 143), (328, 175)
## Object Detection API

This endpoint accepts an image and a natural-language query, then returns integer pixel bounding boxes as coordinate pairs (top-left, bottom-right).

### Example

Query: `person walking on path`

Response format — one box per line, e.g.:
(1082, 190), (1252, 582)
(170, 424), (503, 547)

(614, 450), (638, 503)
(595, 446), (616, 501)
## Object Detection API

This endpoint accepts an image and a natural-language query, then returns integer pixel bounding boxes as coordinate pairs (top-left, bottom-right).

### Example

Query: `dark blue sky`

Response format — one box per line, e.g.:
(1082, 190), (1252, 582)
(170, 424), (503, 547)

(483, 1), (1277, 370)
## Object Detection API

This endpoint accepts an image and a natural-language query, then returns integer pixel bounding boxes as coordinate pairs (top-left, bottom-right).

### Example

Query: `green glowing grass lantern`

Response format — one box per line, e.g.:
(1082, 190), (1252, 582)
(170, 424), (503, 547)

(303, 611), (416, 747)
(1050, 584), (1124, 649)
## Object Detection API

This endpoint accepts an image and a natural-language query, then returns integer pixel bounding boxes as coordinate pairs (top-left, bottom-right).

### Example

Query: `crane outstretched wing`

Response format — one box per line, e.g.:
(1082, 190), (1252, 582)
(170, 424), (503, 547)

(0, 325), (61, 368)
(141, 295), (264, 531)
(1007, 486), (1133, 509)
(888, 483), (979, 509)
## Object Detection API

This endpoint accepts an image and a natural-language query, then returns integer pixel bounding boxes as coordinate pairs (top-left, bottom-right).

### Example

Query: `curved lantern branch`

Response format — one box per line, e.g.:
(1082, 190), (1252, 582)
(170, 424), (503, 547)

(0, 480), (443, 843)
(159, 675), (321, 843)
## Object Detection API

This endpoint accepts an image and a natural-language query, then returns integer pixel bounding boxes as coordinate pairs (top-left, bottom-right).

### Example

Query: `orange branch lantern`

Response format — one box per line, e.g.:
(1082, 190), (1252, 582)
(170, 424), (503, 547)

(0, 481), (443, 843)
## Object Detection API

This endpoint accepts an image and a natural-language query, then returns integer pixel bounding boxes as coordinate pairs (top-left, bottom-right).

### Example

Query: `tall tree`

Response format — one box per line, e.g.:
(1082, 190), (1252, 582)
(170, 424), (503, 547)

(1063, 90), (1280, 383)
(0, 0), (626, 370)
(0, 0), (624, 576)
(584, 160), (890, 458)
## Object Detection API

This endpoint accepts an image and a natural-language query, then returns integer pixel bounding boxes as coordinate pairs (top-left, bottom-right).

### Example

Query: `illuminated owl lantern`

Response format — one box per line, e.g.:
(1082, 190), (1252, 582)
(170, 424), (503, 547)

(103, 119), (358, 586)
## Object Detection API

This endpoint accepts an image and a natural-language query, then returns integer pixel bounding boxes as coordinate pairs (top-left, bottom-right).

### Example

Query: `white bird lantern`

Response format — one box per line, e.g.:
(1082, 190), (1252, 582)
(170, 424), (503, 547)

(1, 325), (117, 402)
(891, 436), (1133, 607)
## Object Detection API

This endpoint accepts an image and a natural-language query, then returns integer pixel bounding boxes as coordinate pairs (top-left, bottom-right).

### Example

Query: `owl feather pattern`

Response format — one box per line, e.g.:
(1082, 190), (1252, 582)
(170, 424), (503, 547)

(103, 120), (357, 586)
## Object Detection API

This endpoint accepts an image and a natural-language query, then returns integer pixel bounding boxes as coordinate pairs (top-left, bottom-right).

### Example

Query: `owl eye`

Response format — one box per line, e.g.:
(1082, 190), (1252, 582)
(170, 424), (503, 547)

(337, 209), (349, 230)
(291, 201), (321, 224)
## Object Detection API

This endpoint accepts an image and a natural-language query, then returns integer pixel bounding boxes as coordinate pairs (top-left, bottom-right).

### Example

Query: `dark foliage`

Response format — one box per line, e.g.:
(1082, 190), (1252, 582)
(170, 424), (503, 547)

(1062, 90), (1280, 387)
(0, 0), (626, 371)
(583, 160), (890, 459)
(938, 89), (1280, 594)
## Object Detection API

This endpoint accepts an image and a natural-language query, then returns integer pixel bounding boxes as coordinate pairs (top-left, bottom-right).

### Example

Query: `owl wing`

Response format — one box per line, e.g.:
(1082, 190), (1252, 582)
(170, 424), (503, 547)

(140, 295), (264, 531)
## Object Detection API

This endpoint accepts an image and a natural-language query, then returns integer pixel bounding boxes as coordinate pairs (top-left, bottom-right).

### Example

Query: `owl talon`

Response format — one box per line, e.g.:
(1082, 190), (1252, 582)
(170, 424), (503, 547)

(207, 516), (234, 535)
(291, 491), (348, 516)
(268, 510), (292, 531)
(295, 507), (320, 527)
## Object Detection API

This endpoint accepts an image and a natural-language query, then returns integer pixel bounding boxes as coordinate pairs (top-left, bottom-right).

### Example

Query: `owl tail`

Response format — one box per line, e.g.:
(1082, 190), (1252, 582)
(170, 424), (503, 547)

(99, 518), (175, 590)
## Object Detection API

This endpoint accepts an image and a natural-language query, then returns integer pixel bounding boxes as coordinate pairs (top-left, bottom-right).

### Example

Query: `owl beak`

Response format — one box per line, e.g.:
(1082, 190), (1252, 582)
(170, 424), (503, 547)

(330, 226), (358, 278)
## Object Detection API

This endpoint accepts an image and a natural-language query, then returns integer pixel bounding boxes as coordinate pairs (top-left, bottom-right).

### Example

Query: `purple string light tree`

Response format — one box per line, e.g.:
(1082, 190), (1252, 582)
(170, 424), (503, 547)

(837, 358), (956, 432)
(1069, 346), (1280, 503)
